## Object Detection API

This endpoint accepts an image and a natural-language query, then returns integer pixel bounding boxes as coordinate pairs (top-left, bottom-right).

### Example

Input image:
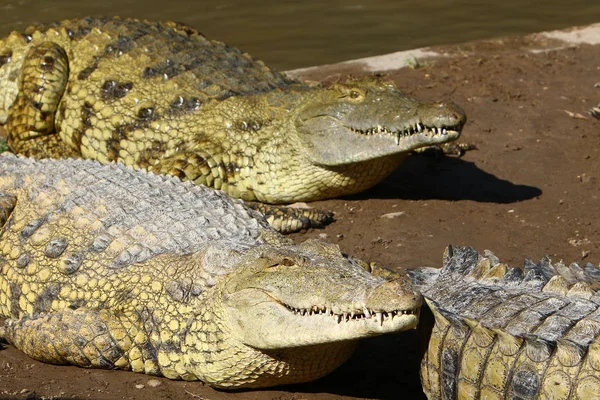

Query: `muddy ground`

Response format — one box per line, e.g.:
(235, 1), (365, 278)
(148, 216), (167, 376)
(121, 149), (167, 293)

(1, 29), (600, 400)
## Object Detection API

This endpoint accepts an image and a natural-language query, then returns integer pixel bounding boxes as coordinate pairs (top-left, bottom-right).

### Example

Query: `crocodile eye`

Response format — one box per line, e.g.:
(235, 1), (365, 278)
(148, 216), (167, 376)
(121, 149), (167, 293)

(281, 258), (296, 267)
(347, 89), (364, 102)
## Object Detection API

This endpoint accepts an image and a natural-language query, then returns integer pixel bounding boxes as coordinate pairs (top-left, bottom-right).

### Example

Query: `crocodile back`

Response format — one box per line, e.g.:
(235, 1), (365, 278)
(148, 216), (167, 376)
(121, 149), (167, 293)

(0, 154), (274, 317)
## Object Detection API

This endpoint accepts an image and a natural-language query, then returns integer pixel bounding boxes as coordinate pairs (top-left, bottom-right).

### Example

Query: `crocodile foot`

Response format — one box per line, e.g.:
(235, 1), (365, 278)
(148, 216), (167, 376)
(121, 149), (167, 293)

(413, 141), (477, 158)
(590, 104), (600, 119)
(247, 203), (335, 234)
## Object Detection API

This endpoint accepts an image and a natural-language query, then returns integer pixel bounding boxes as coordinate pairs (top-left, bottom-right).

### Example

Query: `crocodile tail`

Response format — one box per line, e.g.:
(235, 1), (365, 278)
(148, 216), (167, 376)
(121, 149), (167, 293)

(432, 245), (600, 294)
(419, 246), (600, 400)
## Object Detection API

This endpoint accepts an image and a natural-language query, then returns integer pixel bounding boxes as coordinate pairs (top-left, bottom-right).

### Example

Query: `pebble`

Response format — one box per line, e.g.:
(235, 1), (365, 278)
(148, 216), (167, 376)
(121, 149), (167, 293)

(380, 211), (405, 219)
(135, 384), (145, 389)
(147, 379), (162, 387)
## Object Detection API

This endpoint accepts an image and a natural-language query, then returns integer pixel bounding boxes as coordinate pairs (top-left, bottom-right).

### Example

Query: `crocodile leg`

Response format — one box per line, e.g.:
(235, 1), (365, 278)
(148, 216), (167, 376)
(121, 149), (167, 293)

(591, 103), (600, 119)
(247, 202), (334, 234)
(0, 307), (159, 374)
(6, 42), (77, 158)
(413, 142), (477, 157)
(151, 151), (335, 233)
(0, 193), (16, 227)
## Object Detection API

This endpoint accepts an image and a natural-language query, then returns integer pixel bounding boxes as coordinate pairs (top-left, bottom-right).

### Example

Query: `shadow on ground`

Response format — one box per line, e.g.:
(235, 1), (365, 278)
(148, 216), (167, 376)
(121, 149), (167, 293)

(353, 154), (542, 203)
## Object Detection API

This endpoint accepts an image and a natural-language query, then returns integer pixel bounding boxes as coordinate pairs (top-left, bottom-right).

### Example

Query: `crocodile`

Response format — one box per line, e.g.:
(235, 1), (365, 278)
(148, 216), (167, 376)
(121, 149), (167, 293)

(410, 245), (600, 400)
(0, 16), (467, 233)
(0, 153), (421, 389)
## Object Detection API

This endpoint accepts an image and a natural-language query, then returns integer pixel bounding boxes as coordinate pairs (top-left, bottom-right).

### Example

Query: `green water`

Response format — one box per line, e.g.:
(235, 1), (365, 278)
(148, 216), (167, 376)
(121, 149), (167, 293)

(1, 0), (599, 70)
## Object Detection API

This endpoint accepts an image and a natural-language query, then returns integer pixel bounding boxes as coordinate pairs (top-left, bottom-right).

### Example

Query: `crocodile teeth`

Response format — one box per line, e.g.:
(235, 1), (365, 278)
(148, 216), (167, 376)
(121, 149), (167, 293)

(395, 134), (400, 145)
(363, 307), (371, 318)
(376, 312), (383, 326)
(336, 314), (342, 324)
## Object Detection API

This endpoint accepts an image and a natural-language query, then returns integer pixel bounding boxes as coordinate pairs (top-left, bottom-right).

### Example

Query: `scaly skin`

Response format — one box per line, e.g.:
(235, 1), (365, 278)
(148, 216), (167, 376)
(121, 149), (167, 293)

(0, 153), (421, 389)
(410, 246), (600, 400)
(0, 17), (466, 232)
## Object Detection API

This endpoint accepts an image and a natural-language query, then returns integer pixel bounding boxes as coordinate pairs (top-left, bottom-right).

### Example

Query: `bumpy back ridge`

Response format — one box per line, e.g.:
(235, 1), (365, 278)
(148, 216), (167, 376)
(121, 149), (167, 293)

(413, 245), (600, 294)
(0, 153), (273, 270)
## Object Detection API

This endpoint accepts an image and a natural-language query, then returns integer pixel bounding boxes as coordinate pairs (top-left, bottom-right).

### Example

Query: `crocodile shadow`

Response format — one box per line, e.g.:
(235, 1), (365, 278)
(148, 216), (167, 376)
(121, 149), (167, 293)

(350, 154), (542, 203)
(286, 329), (427, 399)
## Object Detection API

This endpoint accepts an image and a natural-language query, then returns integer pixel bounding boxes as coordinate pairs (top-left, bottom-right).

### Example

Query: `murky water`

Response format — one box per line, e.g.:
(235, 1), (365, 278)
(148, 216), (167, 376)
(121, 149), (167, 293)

(1, 0), (599, 70)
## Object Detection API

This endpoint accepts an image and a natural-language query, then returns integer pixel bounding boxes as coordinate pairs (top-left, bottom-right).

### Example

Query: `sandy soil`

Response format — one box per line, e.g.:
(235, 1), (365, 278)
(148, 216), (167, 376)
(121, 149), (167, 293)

(0, 31), (599, 400)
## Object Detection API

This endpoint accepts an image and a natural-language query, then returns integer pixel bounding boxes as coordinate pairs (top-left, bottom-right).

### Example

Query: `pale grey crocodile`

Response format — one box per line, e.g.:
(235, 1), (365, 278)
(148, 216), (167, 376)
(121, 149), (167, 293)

(0, 153), (421, 389)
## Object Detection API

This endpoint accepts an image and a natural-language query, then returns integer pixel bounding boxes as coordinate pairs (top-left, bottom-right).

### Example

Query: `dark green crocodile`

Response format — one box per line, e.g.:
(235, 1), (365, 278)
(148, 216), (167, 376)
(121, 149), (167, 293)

(0, 17), (466, 233)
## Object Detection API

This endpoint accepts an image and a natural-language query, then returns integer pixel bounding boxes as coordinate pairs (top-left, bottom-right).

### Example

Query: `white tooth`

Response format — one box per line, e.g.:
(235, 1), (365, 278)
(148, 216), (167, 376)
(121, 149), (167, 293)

(417, 123), (423, 131)
(377, 125), (382, 133)
(363, 307), (371, 318)
(350, 312), (355, 319)
(376, 312), (383, 326)
(442, 128), (447, 135)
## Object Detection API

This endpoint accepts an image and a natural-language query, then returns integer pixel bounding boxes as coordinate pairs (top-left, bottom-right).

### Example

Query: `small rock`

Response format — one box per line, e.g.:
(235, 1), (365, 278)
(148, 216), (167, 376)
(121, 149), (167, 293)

(135, 384), (145, 389)
(380, 211), (405, 219)
(318, 233), (328, 239)
(568, 238), (591, 247)
(147, 379), (162, 388)
(19, 389), (29, 394)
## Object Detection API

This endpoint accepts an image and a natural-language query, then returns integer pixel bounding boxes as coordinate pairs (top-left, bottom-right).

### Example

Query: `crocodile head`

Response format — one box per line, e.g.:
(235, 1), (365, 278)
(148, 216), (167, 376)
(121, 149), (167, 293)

(294, 79), (466, 165)
(222, 239), (421, 350)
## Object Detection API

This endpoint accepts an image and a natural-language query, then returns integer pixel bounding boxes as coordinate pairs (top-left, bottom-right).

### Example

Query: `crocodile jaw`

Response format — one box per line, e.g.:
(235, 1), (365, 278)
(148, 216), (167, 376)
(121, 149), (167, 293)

(222, 240), (421, 350)
(225, 291), (420, 349)
(294, 80), (467, 166)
